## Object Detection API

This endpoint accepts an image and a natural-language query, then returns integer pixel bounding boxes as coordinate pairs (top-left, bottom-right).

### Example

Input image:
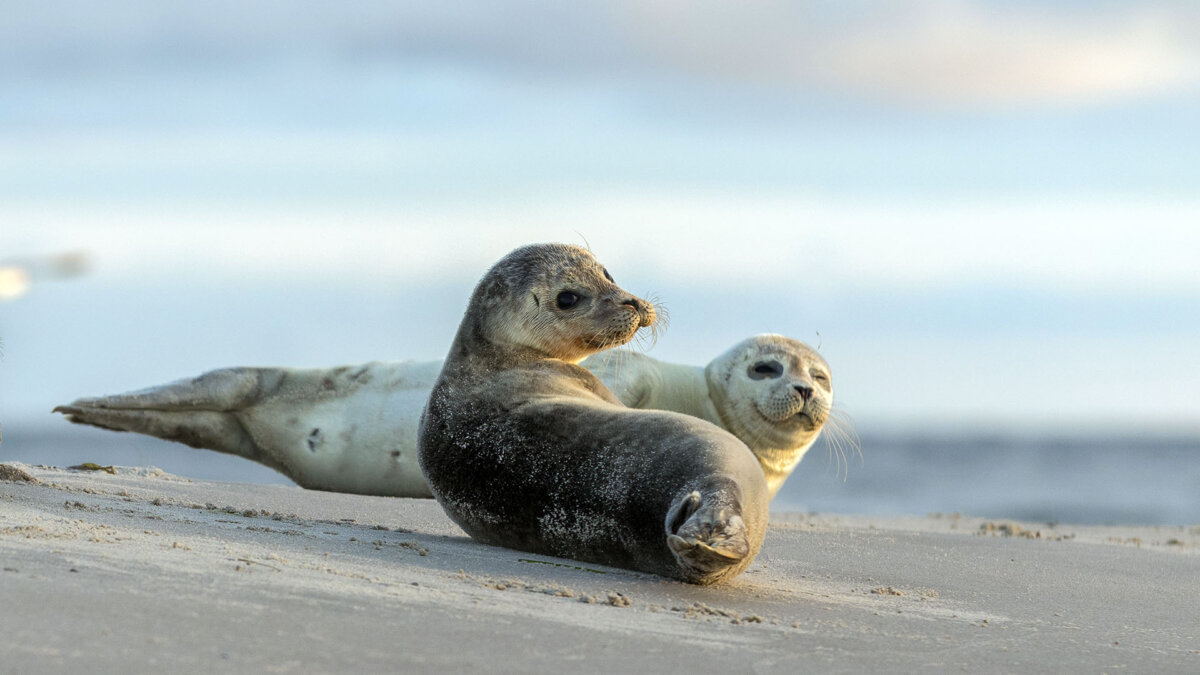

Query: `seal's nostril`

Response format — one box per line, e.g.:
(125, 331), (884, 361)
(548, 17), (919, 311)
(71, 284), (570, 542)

(622, 298), (641, 311)
(794, 385), (813, 402)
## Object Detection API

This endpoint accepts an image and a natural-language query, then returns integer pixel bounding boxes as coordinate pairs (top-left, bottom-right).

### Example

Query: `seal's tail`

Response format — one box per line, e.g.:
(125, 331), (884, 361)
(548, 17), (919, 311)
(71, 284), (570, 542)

(665, 490), (751, 584)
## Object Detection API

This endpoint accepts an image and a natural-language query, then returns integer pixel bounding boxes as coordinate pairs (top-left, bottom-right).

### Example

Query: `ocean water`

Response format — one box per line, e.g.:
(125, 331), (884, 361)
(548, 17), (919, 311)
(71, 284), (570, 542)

(776, 433), (1200, 526)
(2, 422), (1196, 527)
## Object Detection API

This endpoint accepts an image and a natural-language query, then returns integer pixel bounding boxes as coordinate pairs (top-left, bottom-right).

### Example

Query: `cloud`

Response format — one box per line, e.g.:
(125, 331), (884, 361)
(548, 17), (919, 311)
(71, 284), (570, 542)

(623, 1), (1200, 107)
(4, 1), (1198, 109)
(5, 192), (1200, 294)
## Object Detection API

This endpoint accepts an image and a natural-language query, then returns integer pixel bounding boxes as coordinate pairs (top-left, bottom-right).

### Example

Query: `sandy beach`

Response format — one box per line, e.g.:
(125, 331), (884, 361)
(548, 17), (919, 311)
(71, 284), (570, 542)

(2, 462), (1198, 673)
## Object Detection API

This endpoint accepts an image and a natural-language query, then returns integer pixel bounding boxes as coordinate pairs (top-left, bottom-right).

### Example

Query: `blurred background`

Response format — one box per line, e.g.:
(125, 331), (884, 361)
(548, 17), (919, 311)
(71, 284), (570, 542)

(2, 1), (1198, 525)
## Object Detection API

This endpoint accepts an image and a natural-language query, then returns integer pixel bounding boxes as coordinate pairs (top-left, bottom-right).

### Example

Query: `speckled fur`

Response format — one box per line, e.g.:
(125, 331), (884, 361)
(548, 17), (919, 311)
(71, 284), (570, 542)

(419, 244), (768, 584)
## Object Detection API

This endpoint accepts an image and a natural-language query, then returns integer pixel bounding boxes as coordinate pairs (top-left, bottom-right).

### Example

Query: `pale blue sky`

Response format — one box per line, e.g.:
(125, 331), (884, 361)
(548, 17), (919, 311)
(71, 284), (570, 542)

(2, 1), (1199, 430)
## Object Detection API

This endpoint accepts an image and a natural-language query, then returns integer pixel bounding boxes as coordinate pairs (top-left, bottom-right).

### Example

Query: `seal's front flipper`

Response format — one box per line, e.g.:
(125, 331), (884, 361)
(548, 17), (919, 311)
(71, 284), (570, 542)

(665, 489), (751, 583)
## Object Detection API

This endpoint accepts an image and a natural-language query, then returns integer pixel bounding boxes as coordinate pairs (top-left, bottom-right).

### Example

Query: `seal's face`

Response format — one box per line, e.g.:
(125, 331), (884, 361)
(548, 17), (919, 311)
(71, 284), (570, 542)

(479, 244), (656, 363)
(708, 335), (832, 452)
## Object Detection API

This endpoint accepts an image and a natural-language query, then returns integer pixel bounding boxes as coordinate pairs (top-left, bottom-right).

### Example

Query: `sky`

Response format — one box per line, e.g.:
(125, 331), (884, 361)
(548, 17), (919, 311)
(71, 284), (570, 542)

(2, 0), (1199, 432)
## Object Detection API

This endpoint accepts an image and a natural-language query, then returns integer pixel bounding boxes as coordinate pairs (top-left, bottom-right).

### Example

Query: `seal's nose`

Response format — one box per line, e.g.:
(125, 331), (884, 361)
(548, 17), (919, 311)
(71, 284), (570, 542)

(619, 295), (656, 327)
(794, 384), (813, 402)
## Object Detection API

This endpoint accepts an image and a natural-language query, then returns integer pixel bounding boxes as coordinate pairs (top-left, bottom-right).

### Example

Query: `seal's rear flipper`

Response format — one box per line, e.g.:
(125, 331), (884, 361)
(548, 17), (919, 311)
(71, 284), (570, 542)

(58, 368), (267, 413)
(53, 406), (264, 464)
(665, 489), (751, 583)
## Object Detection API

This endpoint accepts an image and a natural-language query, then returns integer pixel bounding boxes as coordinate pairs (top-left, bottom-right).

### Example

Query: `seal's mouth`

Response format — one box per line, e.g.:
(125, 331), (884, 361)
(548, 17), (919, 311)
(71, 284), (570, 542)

(751, 403), (822, 432)
(793, 411), (816, 431)
(753, 403), (799, 425)
(582, 331), (633, 350)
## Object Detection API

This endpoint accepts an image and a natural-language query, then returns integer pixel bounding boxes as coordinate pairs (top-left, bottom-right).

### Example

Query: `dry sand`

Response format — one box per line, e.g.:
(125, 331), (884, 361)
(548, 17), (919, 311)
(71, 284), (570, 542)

(2, 462), (1198, 673)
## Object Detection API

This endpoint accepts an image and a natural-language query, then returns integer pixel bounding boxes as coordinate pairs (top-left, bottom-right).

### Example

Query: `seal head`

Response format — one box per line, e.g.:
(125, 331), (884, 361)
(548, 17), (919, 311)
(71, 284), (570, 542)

(706, 334), (833, 497)
(448, 244), (654, 368)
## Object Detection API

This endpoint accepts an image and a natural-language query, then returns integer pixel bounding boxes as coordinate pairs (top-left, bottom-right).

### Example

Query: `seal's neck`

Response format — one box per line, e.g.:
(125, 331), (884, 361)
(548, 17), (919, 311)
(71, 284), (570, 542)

(665, 363), (723, 426)
(703, 362), (739, 436)
(446, 318), (556, 375)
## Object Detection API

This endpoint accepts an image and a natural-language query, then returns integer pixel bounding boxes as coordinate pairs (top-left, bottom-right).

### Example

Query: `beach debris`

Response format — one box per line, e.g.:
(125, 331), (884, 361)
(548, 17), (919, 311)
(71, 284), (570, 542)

(606, 592), (631, 607)
(1108, 537), (1143, 547)
(670, 601), (755, 623)
(870, 586), (904, 596)
(0, 464), (38, 483)
(977, 521), (1074, 541)
(517, 558), (608, 574)
(69, 463), (117, 474)
(395, 541), (429, 556)
(234, 557), (281, 572)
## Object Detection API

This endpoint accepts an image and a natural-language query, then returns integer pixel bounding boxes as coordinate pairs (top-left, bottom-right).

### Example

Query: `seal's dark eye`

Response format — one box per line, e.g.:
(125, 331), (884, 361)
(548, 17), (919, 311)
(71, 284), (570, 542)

(747, 360), (784, 380)
(602, 268), (614, 283)
(556, 291), (581, 309)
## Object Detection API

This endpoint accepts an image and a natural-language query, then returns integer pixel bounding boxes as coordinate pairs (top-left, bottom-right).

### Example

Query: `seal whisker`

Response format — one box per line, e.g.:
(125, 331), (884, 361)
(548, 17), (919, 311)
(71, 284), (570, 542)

(638, 294), (669, 352)
(822, 408), (861, 482)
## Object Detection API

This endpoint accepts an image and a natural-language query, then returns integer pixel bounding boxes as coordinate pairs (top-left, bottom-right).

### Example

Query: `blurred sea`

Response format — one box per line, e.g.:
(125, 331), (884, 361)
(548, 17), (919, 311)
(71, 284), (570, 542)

(2, 422), (1196, 527)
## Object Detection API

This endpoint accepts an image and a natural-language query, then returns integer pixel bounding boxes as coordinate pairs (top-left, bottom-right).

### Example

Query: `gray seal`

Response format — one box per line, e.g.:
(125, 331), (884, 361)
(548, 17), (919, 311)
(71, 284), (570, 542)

(419, 243), (768, 584)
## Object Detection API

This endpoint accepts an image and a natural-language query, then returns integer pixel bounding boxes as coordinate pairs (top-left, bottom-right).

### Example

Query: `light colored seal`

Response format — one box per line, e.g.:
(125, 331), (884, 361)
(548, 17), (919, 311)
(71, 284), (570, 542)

(56, 361), (444, 497)
(583, 334), (835, 498)
(419, 243), (768, 584)
(54, 335), (840, 500)
(55, 336), (843, 500)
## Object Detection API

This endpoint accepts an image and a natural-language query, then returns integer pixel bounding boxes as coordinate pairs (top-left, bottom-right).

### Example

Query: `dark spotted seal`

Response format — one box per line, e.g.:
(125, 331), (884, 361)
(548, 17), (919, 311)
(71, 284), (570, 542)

(418, 243), (768, 584)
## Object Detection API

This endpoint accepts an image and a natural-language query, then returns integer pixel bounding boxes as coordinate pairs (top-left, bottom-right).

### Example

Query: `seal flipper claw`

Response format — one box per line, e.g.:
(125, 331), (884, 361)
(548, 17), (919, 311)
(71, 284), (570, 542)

(666, 490), (702, 535)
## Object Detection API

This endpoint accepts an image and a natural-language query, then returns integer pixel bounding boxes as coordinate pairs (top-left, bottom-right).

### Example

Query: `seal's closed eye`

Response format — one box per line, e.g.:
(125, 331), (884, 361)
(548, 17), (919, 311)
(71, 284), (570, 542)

(748, 361), (784, 379)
